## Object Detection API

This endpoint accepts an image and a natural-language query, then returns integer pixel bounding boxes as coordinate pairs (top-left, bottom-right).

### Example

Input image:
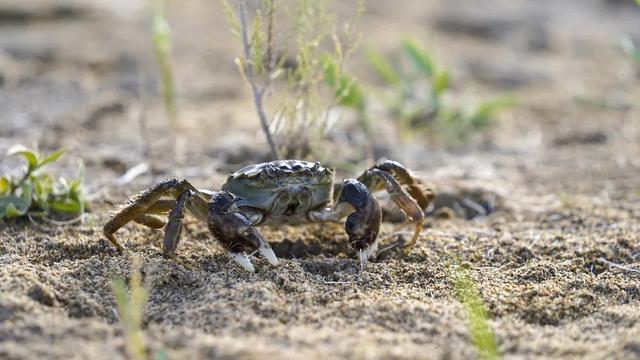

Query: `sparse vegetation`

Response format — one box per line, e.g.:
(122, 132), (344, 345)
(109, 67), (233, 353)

(0, 145), (87, 221)
(322, 55), (369, 143)
(366, 37), (515, 145)
(111, 256), (148, 360)
(223, 0), (366, 159)
(453, 266), (500, 360)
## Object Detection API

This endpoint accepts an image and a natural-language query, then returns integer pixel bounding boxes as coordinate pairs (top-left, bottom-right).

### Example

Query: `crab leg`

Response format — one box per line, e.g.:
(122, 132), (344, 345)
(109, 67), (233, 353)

(163, 190), (195, 255)
(358, 168), (425, 253)
(360, 160), (433, 210)
(103, 179), (182, 251)
(207, 191), (277, 272)
(103, 179), (205, 252)
(132, 213), (166, 229)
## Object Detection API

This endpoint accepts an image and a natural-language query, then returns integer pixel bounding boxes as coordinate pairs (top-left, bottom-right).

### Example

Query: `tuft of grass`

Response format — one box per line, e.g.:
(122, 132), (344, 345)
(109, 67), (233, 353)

(0, 145), (87, 221)
(453, 266), (500, 360)
(111, 256), (148, 360)
(366, 37), (515, 145)
(152, 0), (178, 128)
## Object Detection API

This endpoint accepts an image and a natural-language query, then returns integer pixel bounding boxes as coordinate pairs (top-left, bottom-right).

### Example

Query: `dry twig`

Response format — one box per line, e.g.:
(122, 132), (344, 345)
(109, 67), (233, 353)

(237, 0), (279, 160)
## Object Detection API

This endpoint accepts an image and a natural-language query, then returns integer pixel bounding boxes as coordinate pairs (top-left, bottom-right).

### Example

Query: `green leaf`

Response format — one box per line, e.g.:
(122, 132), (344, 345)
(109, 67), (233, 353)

(322, 56), (339, 87)
(7, 145), (39, 171)
(365, 47), (400, 85)
(69, 178), (82, 194)
(0, 176), (11, 196)
(0, 184), (32, 219)
(336, 75), (365, 109)
(49, 199), (83, 215)
(33, 173), (54, 198)
(322, 57), (365, 110)
(403, 38), (434, 77)
(38, 148), (66, 169)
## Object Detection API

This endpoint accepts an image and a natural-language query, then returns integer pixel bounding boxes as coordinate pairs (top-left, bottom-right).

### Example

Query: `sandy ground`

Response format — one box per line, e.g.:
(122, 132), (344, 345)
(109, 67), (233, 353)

(1, 0), (640, 359)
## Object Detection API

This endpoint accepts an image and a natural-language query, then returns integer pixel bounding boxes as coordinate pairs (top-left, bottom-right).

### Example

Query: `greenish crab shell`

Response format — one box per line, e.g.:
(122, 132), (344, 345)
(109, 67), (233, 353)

(221, 160), (335, 223)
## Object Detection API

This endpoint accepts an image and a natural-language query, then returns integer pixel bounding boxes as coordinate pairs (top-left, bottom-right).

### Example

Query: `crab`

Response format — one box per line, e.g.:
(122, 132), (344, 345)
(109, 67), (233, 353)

(103, 160), (432, 272)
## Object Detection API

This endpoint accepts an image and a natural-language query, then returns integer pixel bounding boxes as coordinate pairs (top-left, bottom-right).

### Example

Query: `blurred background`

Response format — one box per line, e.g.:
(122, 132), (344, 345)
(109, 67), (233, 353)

(0, 0), (638, 201)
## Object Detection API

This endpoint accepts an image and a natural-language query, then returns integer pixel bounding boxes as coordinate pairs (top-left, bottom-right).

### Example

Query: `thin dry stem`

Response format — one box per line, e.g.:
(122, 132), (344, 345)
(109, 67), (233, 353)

(237, 0), (280, 160)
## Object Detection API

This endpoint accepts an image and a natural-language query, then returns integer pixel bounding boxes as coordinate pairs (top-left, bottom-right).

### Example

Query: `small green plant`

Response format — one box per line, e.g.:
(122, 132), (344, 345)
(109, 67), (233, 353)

(0, 145), (86, 220)
(152, 0), (178, 128)
(322, 56), (370, 138)
(111, 256), (148, 360)
(367, 37), (515, 145)
(223, 0), (366, 159)
(453, 266), (500, 360)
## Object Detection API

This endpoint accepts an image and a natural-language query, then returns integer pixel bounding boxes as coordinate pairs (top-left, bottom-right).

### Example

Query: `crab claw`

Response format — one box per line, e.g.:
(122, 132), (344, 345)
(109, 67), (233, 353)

(230, 252), (255, 272)
(257, 238), (279, 266)
(339, 179), (383, 270)
(209, 191), (279, 272)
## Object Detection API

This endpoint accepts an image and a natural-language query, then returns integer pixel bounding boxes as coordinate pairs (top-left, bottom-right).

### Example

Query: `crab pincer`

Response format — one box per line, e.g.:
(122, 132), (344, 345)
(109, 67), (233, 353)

(207, 191), (278, 272)
(338, 179), (383, 269)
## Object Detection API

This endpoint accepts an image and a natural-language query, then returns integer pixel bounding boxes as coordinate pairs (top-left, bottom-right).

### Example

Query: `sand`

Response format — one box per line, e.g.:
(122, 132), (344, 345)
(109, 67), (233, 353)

(1, 0), (639, 359)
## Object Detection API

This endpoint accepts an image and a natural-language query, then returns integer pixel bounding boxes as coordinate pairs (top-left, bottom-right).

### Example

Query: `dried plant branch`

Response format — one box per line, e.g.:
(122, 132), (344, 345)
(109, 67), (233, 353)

(224, 0), (366, 160)
(265, 0), (275, 73)
(237, 0), (280, 160)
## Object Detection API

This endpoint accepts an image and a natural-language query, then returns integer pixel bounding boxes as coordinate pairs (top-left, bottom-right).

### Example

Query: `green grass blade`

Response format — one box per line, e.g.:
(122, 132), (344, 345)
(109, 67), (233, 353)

(37, 148), (66, 169)
(453, 267), (500, 360)
(403, 37), (434, 77)
(111, 256), (148, 360)
(152, 0), (178, 128)
(365, 47), (401, 85)
(470, 96), (517, 128)
(432, 70), (450, 97)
